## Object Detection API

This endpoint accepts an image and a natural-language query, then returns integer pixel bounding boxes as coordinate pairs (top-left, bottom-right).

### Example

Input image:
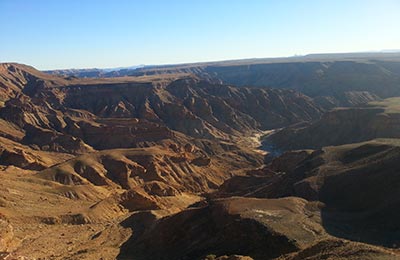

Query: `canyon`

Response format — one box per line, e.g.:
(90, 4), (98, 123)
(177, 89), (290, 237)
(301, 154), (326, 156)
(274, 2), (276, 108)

(1, 53), (400, 260)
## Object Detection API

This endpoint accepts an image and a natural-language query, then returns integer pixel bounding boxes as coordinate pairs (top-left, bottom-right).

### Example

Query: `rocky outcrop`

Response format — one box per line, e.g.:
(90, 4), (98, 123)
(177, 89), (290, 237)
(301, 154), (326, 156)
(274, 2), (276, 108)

(0, 136), (73, 170)
(142, 181), (180, 196)
(0, 149), (47, 170)
(23, 124), (93, 154)
(0, 219), (15, 252)
(118, 189), (161, 211)
(216, 139), (400, 248)
(38, 144), (261, 195)
(215, 150), (314, 199)
(58, 78), (322, 139)
(72, 118), (174, 150)
(190, 156), (211, 166)
(118, 197), (325, 260)
(0, 63), (68, 104)
(264, 98), (400, 151)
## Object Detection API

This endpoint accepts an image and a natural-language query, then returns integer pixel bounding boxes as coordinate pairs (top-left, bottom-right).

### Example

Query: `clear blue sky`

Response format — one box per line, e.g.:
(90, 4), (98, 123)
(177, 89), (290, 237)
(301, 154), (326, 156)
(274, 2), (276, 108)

(1, 0), (399, 70)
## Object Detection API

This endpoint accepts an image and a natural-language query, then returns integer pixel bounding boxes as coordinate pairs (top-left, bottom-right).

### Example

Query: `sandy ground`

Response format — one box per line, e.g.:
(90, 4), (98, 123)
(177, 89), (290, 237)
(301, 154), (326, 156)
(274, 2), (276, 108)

(239, 130), (278, 155)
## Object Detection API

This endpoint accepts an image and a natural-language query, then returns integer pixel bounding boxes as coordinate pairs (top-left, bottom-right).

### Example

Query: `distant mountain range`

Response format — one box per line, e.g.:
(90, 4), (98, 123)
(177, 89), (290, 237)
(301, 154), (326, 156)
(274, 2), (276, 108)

(44, 51), (400, 78)
(44, 64), (146, 78)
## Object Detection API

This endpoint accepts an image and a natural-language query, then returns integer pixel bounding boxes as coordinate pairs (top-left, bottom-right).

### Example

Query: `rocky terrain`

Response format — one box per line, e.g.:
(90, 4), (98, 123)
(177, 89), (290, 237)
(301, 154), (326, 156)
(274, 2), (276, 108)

(264, 97), (400, 151)
(210, 139), (400, 256)
(46, 53), (400, 109)
(1, 60), (400, 259)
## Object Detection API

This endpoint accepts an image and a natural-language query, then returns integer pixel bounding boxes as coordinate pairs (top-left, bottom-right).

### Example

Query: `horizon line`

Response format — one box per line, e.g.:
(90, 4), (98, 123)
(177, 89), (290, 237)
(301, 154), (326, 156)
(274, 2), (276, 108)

(2, 49), (400, 71)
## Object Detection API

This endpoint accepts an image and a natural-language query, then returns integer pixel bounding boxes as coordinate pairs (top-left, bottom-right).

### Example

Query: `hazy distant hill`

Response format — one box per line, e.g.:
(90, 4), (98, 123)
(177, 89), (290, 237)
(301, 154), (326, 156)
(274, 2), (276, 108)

(44, 65), (145, 78)
(45, 52), (400, 78)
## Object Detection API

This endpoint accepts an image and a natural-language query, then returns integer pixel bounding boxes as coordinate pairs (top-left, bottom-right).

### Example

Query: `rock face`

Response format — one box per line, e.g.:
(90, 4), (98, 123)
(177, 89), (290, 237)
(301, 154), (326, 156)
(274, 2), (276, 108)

(264, 97), (400, 151)
(118, 197), (325, 260)
(58, 54), (400, 108)
(0, 149), (47, 170)
(0, 63), (69, 103)
(57, 78), (322, 138)
(0, 63), (323, 156)
(0, 136), (73, 170)
(199, 61), (400, 101)
(38, 144), (260, 196)
(46, 53), (400, 106)
(216, 139), (400, 248)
